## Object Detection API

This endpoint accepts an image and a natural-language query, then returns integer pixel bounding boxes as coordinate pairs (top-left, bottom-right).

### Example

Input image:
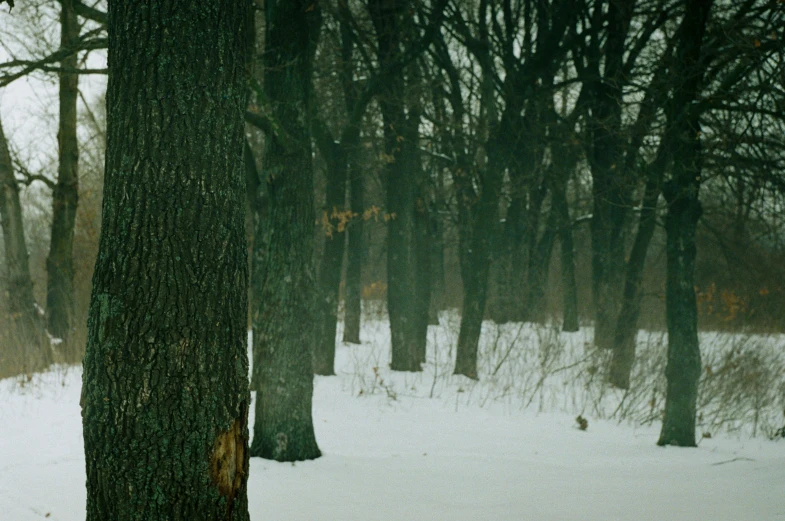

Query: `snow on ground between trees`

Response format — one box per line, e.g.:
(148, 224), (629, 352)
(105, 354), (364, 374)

(1, 317), (784, 521)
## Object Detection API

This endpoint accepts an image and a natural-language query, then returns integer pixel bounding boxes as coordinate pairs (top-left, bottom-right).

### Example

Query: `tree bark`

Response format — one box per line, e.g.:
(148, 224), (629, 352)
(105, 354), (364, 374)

(657, 0), (714, 448)
(250, 0), (322, 461)
(585, 0), (636, 351)
(47, 0), (79, 349)
(369, 0), (421, 372)
(313, 147), (348, 376)
(0, 117), (48, 374)
(454, 149), (503, 379)
(553, 183), (579, 332)
(343, 160), (363, 344)
(609, 145), (667, 389)
(524, 200), (558, 324)
(81, 2), (252, 519)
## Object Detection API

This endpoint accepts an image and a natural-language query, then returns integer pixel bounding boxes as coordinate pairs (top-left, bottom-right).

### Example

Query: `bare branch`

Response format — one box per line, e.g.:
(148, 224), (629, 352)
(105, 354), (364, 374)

(13, 159), (56, 190)
(0, 35), (107, 87)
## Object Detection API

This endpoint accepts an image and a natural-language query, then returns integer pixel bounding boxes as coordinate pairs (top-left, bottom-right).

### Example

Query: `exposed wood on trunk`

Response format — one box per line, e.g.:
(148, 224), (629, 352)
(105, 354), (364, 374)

(81, 2), (252, 518)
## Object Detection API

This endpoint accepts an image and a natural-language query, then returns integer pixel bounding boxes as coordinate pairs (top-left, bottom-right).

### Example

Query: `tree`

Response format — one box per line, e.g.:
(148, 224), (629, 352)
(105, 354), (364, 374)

(46, 0), (80, 348)
(0, 114), (48, 374)
(447, 0), (579, 378)
(658, 0), (714, 448)
(249, 0), (322, 462)
(80, 2), (252, 518)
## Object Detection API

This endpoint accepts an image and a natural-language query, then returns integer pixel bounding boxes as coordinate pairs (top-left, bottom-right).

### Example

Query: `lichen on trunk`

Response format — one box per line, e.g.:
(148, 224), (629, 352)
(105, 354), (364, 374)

(81, 2), (253, 519)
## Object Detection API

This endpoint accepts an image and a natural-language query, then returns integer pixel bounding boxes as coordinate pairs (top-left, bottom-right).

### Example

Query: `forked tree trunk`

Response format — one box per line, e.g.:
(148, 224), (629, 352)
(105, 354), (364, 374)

(454, 152), (503, 379)
(250, 0), (322, 461)
(81, 2), (252, 519)
(0, 117), (48, 374)
(47, 0), (79, 348)
(609, 148), (667, 389)
(657, 0), (714, 448)
(609, 180), (660, 389)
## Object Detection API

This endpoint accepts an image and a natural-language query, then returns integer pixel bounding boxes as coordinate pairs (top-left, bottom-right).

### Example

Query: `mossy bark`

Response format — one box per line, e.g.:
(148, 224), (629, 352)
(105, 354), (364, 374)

(47, 0), (79, 348)
(81, 2), (252, 519)
(249, 0), (322, 462)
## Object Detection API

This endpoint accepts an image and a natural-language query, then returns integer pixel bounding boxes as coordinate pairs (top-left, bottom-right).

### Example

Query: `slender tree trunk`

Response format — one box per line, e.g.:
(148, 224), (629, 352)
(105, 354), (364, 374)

(609, 181), (660, 389)
(525, 202), (558, 324)
(81, 2), (252, 518)
(427, 166), (445, 325)
(343, 160), (363, 344)
(413, 172), (432, 365)
(552, 183), (579, 332)
(0, 117), (48, 374)
(606, 48), (674, 386)
(657, 0), (714, 448)
(585, 0), (635, 351)
(406, 59), (430, 366)
(313, 151), (348, 376)
(494, 191), (527, 323)
(250, 0), (322, 461)
(609, 146), (667, 389)
(369, 0), (420, 372)
(47, 0), (79, 348)
(454, 152), (503, 379)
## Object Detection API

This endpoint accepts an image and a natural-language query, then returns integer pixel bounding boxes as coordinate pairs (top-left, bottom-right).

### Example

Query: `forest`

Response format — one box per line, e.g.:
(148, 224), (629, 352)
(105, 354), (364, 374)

(0, 0), (784, 520)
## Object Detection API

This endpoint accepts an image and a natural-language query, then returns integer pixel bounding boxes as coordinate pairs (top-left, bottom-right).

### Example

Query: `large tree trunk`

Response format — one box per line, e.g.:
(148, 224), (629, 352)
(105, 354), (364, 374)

(0, 117), (48, 375)
(657, 0), (714, 448)
(46, 0), (79, 349)
(81, 2), (252, 519)
(250, 0), (322, 461)
(343, 160), (364, 344)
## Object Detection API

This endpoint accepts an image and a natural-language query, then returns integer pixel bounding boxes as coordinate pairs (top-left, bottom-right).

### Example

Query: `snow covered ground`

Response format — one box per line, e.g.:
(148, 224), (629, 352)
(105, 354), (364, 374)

(1, 315), (784, 520)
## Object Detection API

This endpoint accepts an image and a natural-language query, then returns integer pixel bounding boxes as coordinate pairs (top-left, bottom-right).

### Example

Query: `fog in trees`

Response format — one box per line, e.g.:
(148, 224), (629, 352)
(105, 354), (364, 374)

(1, 0), (784, 517)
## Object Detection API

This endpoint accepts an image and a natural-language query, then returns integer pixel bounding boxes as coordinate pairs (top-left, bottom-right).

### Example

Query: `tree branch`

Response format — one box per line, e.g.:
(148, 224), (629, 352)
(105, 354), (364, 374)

(13, 159), (56, 190)
(0, 37), (107, 87)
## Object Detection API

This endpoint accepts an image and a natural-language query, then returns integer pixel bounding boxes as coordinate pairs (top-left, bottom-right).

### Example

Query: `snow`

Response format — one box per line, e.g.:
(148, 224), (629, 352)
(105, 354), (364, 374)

(1, 316), (784, 520)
